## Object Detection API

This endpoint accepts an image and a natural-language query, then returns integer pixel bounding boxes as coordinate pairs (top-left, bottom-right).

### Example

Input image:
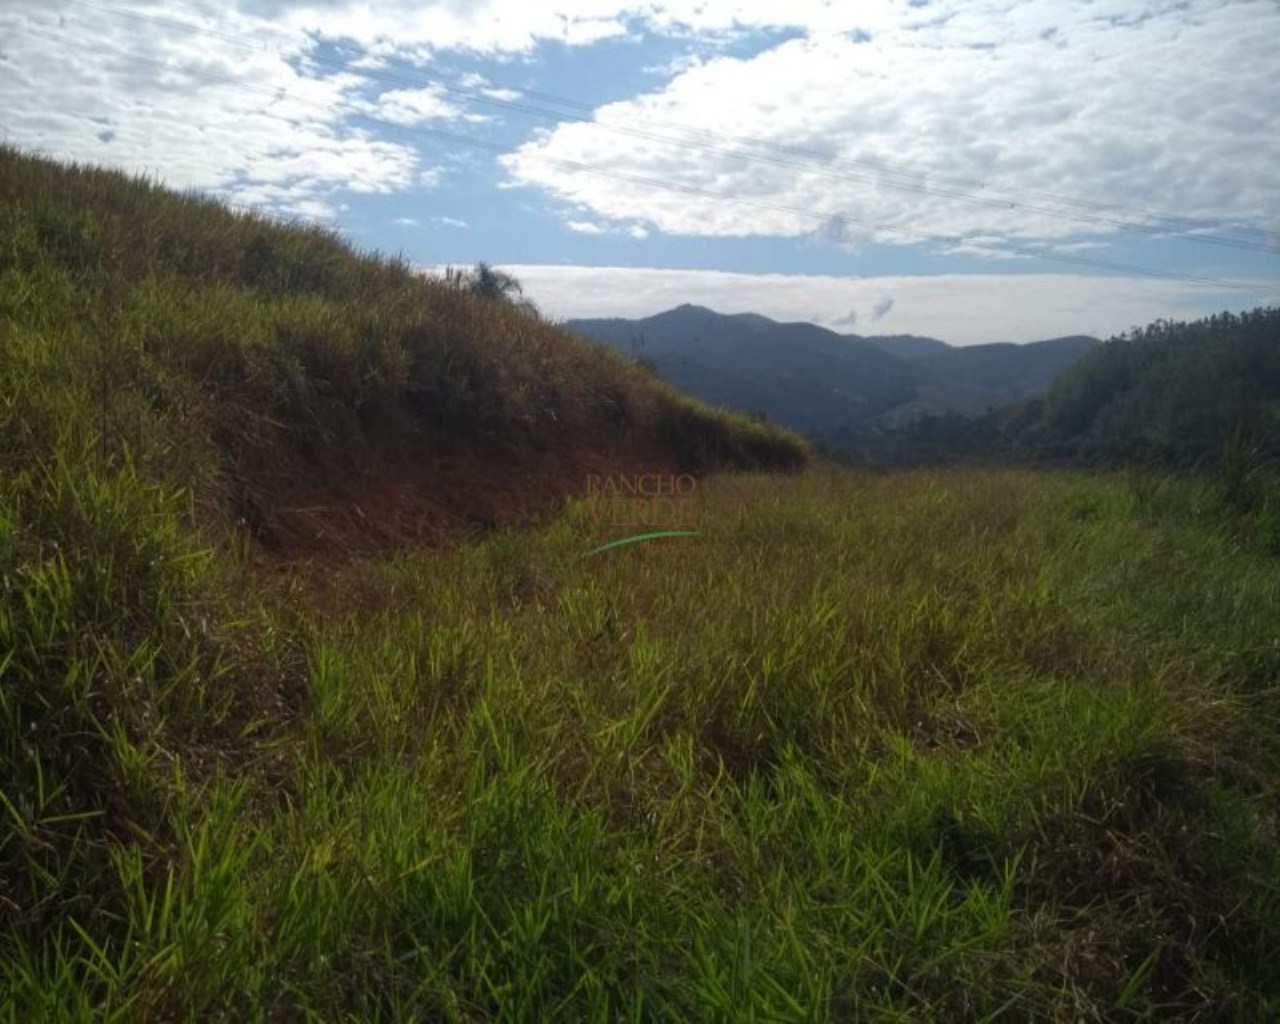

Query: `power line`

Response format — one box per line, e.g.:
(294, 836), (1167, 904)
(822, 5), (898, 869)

(59, 0), (1280, 256)
(10, 20), (1268, 292)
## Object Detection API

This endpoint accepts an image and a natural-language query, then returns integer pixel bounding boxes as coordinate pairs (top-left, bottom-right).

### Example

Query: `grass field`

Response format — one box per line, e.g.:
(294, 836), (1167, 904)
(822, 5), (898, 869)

(3, 145), (1278, 1020)
(5, 465), (1279, 1021)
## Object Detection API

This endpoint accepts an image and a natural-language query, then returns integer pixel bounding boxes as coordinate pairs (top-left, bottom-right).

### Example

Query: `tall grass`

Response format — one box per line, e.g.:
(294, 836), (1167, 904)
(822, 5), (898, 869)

(5, 466), (1279, 1019)
(0, 144), (806, 542)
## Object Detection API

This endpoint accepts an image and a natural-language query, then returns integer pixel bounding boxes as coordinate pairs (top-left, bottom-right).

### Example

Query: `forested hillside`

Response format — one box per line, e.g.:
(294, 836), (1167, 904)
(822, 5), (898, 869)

(994, 307), (1280, 466)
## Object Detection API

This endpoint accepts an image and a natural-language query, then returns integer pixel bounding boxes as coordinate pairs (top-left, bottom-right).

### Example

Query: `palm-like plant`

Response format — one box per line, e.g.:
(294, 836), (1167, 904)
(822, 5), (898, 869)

(445, 262), (539, 317)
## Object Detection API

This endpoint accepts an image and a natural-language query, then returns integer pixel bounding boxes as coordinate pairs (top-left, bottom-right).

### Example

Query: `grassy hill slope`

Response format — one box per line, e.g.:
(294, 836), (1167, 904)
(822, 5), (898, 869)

(0, 146), (805, 555)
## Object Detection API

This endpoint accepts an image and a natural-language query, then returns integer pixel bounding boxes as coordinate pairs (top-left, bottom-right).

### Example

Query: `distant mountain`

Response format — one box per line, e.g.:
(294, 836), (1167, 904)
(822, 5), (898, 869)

(859, 335), (953, 360)
(916, 336), (1102, 395)
(567, 305), (1099, 444)
(567, 305), (924, 435)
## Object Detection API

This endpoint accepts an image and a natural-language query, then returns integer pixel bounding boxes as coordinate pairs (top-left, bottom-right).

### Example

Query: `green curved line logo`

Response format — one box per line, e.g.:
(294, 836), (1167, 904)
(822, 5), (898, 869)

(583, 530), (699, 557)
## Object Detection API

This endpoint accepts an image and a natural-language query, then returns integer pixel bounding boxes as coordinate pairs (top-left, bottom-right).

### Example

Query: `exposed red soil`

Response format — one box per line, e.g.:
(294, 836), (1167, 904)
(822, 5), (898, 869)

(240, 432), (684, 565)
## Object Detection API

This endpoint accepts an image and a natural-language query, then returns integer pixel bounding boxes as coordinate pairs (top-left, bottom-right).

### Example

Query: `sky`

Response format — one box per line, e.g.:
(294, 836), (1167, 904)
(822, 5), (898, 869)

(2, 0), (1278, 344)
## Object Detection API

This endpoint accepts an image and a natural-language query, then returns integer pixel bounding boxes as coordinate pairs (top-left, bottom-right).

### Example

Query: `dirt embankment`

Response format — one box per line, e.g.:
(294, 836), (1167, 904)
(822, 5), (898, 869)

(236, 431), (683, 563)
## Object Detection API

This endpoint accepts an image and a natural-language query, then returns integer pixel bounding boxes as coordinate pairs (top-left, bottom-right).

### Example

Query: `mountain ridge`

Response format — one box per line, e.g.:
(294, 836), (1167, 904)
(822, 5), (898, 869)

(566, 305), (1101, 445)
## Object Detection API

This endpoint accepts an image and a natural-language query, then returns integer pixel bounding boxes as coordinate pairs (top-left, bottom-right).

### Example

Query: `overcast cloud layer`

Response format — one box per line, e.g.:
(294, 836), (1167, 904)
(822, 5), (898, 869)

(2, 0), (1276, 341)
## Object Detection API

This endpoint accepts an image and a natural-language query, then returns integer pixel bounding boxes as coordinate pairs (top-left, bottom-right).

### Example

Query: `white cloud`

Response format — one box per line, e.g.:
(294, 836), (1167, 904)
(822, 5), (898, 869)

(1052, 241), (1110, 253)
(432, 215), (469, 228)
(371, 85), (466, 125)
(239, 0), (915, 55)
(563, 218), (649, 237)
(1, 2), (419, 219)
(467, 264), (1274, 344)
(944, 238), (1033, 261)
(394, 216), (419, 226)
(418, 166), (448, 187)
(501, 1), (1280, 250)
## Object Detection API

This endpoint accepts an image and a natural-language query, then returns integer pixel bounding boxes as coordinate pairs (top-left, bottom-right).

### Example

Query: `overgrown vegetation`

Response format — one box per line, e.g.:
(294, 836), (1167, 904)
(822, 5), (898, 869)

(3, 147), (1278, 1020)
(1021, 308), (1280, 466)
(0, 145), (805, 543)
(888, 307), (1280, 471)
(4, 466), (1279, 1019)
